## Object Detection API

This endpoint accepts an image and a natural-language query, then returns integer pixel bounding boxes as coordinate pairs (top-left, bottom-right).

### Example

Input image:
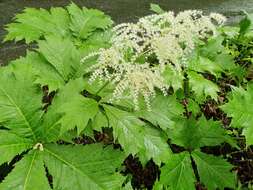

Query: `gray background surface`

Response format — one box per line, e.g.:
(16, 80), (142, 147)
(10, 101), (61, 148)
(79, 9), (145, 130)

(1, 0), (253, 65)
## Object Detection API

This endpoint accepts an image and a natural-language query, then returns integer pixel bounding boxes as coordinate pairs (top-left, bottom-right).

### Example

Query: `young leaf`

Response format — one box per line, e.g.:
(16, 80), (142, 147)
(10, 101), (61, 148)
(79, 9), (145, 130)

(38, 35), (81, 82)
(150, 3), (165, 14)
(154, 152), (196, 190)
(221, 84), (253, 145)
(188, 71), (219, 102)
(4, 7), (70, 43)
(0, 130), (33, 165)
(0, 62), (43, 140)
(43, 144), (125, 190)
(67, 3), (113, 40)
(0, 150), (50, 190)
(104, 105), (171, 164)
(192, 150), (236, 190)
(168, 116), (235, 149)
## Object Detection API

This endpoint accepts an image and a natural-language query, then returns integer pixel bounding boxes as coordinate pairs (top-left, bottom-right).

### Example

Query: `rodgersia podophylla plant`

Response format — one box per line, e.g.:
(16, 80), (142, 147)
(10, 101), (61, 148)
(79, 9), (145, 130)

(2, 2), (253, 189)
(82, 10), (227, 110)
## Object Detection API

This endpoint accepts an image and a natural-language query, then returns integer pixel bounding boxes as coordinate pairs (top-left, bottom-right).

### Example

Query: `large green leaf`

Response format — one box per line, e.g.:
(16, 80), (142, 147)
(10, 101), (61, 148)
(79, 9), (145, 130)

(38, 35), (81, 82)
(136, 94), (184, 131)
(12, 52), (65, 92)
(221, 84), (253, 145)
(43, 78), (99, 138)
(4, 7), (70, 43)
(142, 127), (172, 164)
(154, 152), (196, 190)
(43, 144), (124, 190)
(79, 30), (113, 56)
(67, 3), (113, 40)
(0, 130), (33, 165)
(0, 150), (50, 190)
(188, 71), (219, 102)
(0, 63), (43, 140)
(188, 56), (223, 77)
(56, 78), (99, 134)
(104, 105), (171, 164)
(192, 150), (236, 190)
(168, 116), (235, 150)
(162, 65), (184, 91)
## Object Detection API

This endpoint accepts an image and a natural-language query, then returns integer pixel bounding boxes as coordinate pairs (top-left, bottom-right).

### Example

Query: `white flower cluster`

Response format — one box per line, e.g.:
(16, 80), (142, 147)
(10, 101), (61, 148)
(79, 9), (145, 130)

(81, 10), (226, 110)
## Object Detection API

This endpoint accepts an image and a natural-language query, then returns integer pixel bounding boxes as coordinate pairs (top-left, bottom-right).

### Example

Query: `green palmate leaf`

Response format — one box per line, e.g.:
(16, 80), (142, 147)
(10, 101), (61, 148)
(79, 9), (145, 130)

(136, 94), (184, 131)
(44, 144), (125, 190)
(192, 150), (236, 190)
(154, 152), (196, 190)
(0, 63), (43, 140)
(188, 71), (219, 102)
(213, 53), (237, 73)
(187, 98), (201, 116)
(104, 105), (171, 164)
(162, 65), (184, 91)
(79, 30), (113, 56)
(0, 150), (50, 190)
(45, 78), (99, 136)
(38, 112), (62, 143)
(140, 126), (172, 164)
(67, 3), (113, 40)
(197, 36), (237, 73)
(189, 56), (223, 77)
(92, 110), (108, 132)
(12, 52), (65, 92)
(38, 35), (81, 82)
(221, 84), (253, 145)
(168, 116), (235, 149)
(0, 130), (33, 165)
(199, 36), (226, 58)
(4, 7), (70, 43)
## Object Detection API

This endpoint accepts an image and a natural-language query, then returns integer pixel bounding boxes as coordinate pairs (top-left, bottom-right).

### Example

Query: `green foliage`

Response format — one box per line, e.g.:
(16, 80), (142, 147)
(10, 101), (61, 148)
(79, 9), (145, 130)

(4, 7), (70, 43)
(0, 63), (43, 140)
(136, 94), (184, 131)
(4, 3), (112, 43)
(38, 35), (81, 82)
(154, 152), (196, 190)
(192, 150), (236, 190)
(49, 78), (99, 134)
(239, 12), (253, 36)
(0, 151), (50, 190)
(188, 71), (219, 101)
(221, 84), (253, 146)
(67, 3), (113, 39)
(0, 131), (33, 165)
(104, 104), (172, 164)
(168, 116), (236, 150)
(43, 144), (125, 190)
(150, 3), (165, 14)
(1, 3), (253, 190)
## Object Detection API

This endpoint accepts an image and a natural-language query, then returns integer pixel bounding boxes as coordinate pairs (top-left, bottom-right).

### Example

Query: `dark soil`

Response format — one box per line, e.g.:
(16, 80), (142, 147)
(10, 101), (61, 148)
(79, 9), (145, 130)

(123, 155), (160, 190)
